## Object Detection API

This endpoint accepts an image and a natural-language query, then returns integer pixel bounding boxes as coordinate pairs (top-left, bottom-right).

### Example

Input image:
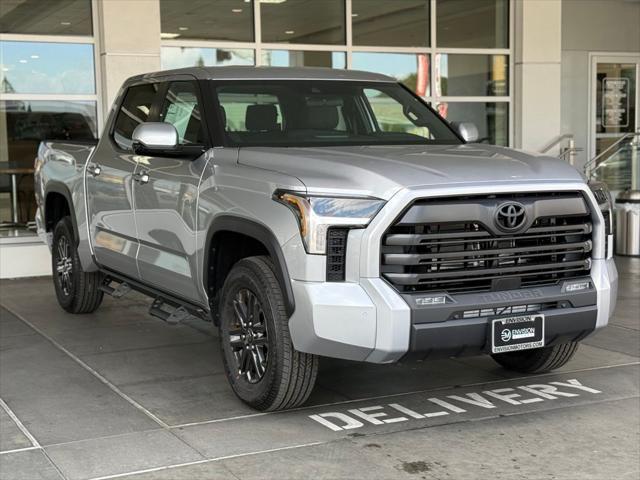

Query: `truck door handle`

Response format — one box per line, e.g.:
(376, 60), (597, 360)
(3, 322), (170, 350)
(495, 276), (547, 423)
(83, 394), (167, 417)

(87, 163), (101, 176)
(133, 171), (150, 185)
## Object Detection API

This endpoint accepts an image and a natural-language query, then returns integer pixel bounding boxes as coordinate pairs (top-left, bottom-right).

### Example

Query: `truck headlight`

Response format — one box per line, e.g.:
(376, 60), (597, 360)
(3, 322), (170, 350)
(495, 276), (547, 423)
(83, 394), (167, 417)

(274, 190), (385, 254)
(589, 181), (613, 257)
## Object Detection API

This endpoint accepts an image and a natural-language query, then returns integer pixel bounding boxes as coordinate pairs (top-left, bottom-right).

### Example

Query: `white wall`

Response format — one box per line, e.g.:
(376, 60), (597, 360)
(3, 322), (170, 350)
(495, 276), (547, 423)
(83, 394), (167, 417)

(560, 0), (640, 168)
(96, 0), (162, 117)
(562, 0), (640, 53)
(514, 0), (563, 153)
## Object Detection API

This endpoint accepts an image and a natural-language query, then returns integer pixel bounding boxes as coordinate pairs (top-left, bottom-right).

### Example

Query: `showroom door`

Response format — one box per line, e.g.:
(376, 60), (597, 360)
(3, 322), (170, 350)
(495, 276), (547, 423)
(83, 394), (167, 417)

(589, 54), (639, 192)
(132, 79), (209, 304)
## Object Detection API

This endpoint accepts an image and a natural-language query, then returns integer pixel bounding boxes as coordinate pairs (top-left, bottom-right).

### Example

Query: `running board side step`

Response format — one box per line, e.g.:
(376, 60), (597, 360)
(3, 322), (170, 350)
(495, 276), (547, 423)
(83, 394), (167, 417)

(99, 269), (211, 323)
(149, 298), (192, 325)
(100, 278), (132, 298)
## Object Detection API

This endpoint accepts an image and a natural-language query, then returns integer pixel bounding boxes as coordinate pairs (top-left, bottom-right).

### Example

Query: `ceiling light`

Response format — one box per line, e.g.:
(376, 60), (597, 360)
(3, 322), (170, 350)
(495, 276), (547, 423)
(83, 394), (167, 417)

(30, 55), (39, 59)
(161, 33), (181, 39)
(2, 67), (9, 72)
(232, 8), (243, 12)
(178, 26), (189, 31)
(60, 21), (71, 26)
(285, 30), (295, 34)
(261, 0), (287, 4)
(19, 59), (27, 63)
(352, 13), (359, 17)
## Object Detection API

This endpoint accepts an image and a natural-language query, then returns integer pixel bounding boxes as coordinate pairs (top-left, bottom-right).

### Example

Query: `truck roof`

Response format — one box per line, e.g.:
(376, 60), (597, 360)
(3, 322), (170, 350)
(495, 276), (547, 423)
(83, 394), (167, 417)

(125, 66), (396, 84)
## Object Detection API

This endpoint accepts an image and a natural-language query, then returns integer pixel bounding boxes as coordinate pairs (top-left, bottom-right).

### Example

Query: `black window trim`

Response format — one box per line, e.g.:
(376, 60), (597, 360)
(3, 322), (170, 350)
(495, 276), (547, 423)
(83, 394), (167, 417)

(108, 75), (213, 154)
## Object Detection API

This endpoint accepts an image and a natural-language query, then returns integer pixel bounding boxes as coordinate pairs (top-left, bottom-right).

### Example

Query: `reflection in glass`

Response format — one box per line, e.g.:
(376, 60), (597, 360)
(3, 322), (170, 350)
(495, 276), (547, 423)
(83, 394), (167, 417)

(160, 0), (254, 42)
(261, 0), (345, 45)
(0, 41), (95, 94)
(262, 50), (345, 69)
(352, 0), (429, 47)
(435, 54), (508, 96)
(161, 47), (255, 70)
(0, 100), (97, 223)
(596, 63), (637, 136)
(0, 0), (92, 35)
(436, 0), (508, 48)
(591, 137), (639, 192)
(437, 102), (508, 145)
(352, 52), (430, 96)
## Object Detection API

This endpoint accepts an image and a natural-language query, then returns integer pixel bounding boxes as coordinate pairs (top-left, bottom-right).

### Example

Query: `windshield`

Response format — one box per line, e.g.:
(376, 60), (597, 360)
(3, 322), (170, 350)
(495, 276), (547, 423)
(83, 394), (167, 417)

(212, 80), (461, 147)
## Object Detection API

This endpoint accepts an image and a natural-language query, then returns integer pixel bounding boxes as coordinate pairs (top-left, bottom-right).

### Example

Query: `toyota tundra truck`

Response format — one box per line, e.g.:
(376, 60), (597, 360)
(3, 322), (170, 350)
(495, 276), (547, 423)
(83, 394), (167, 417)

(34, 67), (618, 411)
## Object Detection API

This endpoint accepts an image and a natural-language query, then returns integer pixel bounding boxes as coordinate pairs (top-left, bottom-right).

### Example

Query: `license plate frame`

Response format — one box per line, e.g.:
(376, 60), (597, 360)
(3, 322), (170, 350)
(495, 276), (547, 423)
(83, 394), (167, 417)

(491, 314), (545, 354)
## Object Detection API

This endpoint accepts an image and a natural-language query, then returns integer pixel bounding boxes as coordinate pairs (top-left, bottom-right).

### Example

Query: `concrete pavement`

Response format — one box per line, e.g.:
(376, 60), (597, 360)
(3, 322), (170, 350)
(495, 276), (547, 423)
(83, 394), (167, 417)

(0, 257), (638, 480)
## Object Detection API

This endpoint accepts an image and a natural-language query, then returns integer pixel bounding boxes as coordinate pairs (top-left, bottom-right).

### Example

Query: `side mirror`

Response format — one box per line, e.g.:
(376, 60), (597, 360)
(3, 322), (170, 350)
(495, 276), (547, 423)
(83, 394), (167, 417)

(451, 122), (479, 143)
(132, 122), (178, 154)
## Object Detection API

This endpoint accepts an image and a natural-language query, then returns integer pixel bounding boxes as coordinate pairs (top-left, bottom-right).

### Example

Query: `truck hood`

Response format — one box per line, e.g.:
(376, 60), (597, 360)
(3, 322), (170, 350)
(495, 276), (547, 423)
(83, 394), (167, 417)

(238, 144), (586, 200)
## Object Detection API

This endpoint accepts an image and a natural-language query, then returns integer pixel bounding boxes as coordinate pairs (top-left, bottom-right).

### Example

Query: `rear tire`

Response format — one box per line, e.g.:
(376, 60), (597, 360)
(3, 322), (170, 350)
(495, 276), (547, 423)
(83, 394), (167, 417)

(491, 342), (579, 374)
(219, 256), (318, 411)
(52, 217), (103, 314)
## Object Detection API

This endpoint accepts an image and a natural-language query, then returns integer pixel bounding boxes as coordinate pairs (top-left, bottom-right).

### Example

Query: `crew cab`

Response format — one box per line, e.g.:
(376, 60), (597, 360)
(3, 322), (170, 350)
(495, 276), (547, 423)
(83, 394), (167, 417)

(35, 67), (618, 411)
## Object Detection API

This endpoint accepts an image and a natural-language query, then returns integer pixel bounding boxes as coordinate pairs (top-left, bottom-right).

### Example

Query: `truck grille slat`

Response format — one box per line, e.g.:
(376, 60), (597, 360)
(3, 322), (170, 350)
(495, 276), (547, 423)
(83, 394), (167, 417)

(385, 260), (590, 283)
(385, 223), (591, 247)
(381, 192), (593, 293)
(383, 240), (591, 264)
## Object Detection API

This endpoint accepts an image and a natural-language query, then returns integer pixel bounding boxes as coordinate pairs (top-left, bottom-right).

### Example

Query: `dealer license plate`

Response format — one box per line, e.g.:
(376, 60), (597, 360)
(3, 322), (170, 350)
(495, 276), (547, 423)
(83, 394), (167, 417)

(491, 314), (545, 354)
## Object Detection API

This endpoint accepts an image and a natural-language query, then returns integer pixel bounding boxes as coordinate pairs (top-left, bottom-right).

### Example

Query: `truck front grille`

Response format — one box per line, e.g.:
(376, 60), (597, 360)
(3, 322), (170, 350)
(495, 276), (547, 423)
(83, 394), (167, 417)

(381, 192), (593, 294)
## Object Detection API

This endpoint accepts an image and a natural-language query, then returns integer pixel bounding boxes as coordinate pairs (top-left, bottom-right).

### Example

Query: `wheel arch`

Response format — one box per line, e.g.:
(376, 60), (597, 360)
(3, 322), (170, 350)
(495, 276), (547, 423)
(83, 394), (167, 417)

(44, 182), (79, 245)
(203, 215), (296, 322)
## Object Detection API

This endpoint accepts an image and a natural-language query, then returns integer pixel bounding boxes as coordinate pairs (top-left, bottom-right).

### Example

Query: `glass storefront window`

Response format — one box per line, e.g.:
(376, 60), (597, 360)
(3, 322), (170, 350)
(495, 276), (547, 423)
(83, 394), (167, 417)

(437, 101), (508, 145)
(160, 0), (254, 42)
(161, 47), (255, 70)
(0, 100), (97, 223)
(435, 54), (508, 96)
(352, 0), (429, 47)
(436, 0), (508, 48)
(0, 41), (95, 95)
(352, 52), (430, 96)
(262, 50), (345, 69)
(261, 0), (345, 45)
(0, 0), (92, 36)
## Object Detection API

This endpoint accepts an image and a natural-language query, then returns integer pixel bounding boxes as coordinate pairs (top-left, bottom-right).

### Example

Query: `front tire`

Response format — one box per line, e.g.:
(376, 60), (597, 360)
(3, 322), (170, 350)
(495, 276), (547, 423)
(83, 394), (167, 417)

(219, 256), (318, 411)
(52, 217), (103, 314)
(491, 342), (579, 374)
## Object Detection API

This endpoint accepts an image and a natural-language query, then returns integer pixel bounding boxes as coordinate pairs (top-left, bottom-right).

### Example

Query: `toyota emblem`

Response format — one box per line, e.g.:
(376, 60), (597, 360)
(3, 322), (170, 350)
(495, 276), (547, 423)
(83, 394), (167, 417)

(495, 202), (527, 232)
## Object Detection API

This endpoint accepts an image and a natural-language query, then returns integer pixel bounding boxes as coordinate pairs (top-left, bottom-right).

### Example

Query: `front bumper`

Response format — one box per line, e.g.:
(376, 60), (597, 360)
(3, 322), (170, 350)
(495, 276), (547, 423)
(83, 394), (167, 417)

(288, 257), (618, 363)
(287, 182), (617, 363)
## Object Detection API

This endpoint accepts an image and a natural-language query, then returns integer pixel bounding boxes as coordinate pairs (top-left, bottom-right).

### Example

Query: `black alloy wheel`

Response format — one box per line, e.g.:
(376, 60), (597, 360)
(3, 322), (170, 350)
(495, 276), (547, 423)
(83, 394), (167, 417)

(229, 288), (269, 383)
(51, 216), (103, 313)
(219, 256), (318, 411)
(54, 234), (74, 297)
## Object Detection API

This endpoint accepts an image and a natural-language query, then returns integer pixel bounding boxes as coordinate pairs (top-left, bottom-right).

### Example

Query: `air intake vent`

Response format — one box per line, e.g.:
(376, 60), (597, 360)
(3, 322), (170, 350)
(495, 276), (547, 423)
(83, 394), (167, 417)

(326, 228), (348, 281)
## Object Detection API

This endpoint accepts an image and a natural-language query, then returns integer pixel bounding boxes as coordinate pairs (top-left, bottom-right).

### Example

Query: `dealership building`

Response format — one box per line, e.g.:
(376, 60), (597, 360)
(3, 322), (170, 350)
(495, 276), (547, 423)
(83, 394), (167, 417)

(0, 0), (638, 278)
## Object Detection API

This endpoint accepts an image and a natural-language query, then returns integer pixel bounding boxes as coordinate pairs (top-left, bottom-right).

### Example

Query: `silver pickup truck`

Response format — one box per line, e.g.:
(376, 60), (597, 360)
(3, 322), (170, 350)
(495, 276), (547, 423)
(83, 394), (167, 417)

(34, 67), (618, 411)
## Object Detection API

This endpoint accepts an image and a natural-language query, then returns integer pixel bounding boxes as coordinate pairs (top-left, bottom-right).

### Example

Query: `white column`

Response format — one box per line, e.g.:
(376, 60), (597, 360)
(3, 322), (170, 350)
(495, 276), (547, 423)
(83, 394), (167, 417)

(96, 0), (162, 117)
(514, 0), (562, 153)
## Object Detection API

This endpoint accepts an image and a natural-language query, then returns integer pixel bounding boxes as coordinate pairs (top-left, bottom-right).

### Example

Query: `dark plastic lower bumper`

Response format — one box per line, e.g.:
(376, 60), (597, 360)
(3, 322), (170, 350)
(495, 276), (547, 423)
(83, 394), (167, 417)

(404, 306), (597, 361)
(402, 281), (598, 361)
